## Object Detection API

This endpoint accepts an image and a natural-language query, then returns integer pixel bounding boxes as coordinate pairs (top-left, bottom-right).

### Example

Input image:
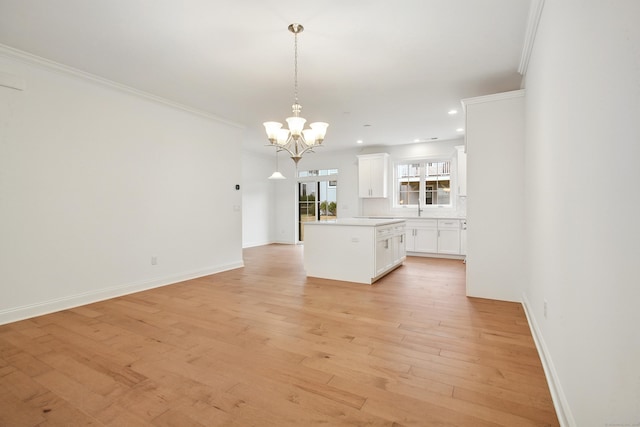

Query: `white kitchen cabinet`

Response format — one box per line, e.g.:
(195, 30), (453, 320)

(375, 225), (394, 275)
(405, 220), (438, 253)
(376, 223), (406, 276)
(405, 218), (463, 256)
(358, 153), (389, 198)
(437, 219), (461, 255)
(394, 225), (406, 261)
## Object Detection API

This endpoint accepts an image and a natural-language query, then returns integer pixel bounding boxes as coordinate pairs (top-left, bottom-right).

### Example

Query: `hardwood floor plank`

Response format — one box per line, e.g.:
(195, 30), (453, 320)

(0, 245), (559, 425)
(226, 379), (391, 426)
(32, 369), (114, 417)
(452, 386), (558, 425)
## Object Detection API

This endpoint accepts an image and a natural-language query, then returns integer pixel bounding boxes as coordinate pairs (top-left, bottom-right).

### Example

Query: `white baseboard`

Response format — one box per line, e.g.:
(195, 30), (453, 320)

(406, 251), (466, 260)
(0, 261), (244, 326)
(242, 240), (272, 248)
(271, 239), (296, 245)
(243, 241), (299, 248)
(521, 293), (575, 426)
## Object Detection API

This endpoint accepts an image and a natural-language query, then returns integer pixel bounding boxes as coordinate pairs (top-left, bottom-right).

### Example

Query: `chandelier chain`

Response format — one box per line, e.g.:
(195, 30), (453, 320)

(293, 31), (299, 105)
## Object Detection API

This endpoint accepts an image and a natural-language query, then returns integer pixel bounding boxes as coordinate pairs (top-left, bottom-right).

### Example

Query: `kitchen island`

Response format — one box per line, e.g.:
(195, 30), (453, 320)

(303, 218), (406, 284)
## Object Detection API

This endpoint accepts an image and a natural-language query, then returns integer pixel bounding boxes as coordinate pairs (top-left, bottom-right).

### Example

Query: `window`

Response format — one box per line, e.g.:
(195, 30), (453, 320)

(395, 160), (451, 207)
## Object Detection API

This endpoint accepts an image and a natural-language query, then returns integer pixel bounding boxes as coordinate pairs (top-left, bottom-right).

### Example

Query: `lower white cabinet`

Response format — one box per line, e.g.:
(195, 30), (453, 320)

(394, 225), (407, 261)
(375, 224), (406, 276)
(406, 220), (438, 253)
(436, 219), (461, 255)
(405, 219), (463, 256)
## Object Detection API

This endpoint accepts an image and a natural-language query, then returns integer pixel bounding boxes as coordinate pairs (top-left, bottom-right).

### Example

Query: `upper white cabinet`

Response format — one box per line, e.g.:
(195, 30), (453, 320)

(358, 153), (389, 198)
(455, 145), (467, 197)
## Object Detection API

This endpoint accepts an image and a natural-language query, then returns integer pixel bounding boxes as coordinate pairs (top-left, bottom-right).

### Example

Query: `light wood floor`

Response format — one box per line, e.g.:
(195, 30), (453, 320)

(0, 244), (559, 426)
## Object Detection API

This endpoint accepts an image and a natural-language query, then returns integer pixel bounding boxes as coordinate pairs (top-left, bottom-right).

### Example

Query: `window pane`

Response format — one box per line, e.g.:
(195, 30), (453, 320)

(397, 163), (420, 205)
(319, 180), (337, 220)
(299, 168), (338, 178)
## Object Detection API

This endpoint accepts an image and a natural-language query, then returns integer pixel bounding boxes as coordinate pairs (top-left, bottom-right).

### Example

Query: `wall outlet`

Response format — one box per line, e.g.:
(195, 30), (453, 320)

(151, 256), (158, 265)
(543, 299), (548, 319)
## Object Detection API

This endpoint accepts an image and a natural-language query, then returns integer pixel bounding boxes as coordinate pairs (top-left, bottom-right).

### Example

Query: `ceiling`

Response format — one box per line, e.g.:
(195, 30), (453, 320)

(0, 0), (531, 154)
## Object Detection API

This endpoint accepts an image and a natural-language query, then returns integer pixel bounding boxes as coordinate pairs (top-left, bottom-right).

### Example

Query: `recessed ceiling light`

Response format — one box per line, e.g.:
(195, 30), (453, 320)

(356, 140), (363, 144)
(431, 137), (438, 140)
(456, 128), (464, 132)
(448, 109), (458, 115)
(413, 138), (421, 143)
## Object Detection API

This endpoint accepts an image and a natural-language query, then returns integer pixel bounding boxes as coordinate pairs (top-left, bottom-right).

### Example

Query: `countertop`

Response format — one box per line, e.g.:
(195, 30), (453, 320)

(304, 218), (406, 227)
(357, 216), (466, 221)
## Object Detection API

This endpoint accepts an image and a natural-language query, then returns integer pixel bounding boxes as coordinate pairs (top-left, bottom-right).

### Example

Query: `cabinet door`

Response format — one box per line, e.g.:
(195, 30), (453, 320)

(395, 232), (406, 262)
(368, 156), (387, 197)
(375, 238), (392, 275)
(414, 227), (438, 253)
(438, 228), (461, 254)
(405, 229), (416, 251)
(358, 157), (373, 198)
(358, 154), (388, 198)
(437, 220), (461, 254)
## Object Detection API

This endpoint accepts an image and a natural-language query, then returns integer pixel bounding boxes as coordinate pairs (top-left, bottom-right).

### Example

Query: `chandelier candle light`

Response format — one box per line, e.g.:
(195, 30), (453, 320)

(263, 23), (328, 165)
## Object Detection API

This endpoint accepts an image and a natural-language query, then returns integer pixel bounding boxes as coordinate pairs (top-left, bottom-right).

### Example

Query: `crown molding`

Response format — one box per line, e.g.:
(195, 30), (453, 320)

(461, 89), (525, 112)
(0, 43), (244, 129)
(518, 0), (546, 76)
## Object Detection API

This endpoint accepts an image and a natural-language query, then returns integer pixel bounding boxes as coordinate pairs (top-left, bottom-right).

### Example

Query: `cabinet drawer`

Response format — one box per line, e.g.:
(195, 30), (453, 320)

(437, 219), (460, 229)
(406, 219), (437, 228)
(376, 226), (394, 239)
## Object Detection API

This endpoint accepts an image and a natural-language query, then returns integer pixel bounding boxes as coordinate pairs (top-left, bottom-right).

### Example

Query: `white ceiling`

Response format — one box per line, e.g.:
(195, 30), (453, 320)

(0, 0), (531, 153)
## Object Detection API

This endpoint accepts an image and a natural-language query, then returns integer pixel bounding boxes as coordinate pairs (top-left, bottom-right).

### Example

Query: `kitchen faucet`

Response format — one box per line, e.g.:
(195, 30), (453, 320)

(417, 198), (423, 217)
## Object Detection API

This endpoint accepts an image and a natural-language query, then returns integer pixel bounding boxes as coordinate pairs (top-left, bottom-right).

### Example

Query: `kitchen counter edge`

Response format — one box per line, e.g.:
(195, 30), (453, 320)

(304, 218), (406, 227)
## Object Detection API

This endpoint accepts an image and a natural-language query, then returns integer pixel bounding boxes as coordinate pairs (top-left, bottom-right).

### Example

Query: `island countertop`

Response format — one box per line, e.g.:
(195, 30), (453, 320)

(304, 218), (405, 227)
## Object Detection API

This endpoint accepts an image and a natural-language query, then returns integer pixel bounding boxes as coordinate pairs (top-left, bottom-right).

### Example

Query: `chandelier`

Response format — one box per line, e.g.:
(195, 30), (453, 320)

(263, 23), (328, 165)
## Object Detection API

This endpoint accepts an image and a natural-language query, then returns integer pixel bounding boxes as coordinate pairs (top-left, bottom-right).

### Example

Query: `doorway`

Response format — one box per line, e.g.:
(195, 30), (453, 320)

(298, 178), (337, 241)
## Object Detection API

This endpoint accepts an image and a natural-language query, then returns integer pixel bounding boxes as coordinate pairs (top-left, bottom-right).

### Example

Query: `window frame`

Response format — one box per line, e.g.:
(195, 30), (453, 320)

(393, 158), (453, 210)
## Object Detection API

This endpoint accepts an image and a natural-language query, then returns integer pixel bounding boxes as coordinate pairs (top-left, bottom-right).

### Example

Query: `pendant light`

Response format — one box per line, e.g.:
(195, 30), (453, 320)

(268, 150), (286, 180)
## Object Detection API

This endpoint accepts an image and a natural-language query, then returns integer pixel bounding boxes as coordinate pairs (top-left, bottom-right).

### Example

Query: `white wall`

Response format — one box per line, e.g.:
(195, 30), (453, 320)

(463, 91), (525, 303)
(522, 1), (640, 425)
(0, 48), (244, 324)
(242, 149), (276, 247)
